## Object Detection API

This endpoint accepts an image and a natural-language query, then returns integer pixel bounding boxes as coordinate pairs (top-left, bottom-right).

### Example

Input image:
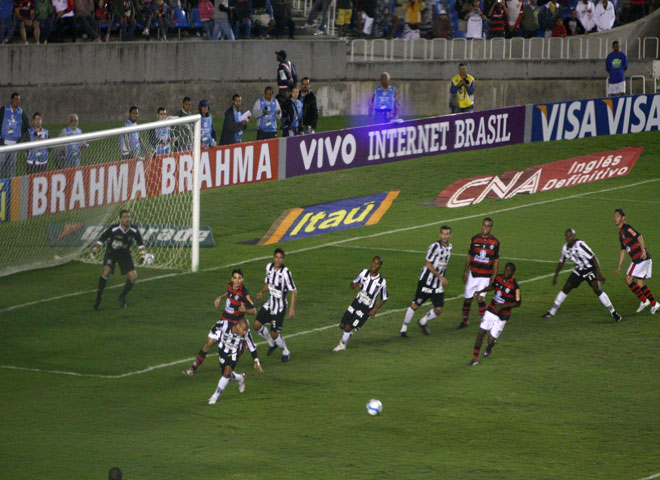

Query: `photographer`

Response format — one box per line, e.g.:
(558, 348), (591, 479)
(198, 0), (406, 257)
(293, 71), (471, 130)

(252, 86), (282, 140)
(449, 63), (475, 114)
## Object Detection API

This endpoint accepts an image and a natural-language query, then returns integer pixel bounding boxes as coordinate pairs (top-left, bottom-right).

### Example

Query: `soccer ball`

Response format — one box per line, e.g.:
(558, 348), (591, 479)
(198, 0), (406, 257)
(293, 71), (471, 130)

(366, 399), (382, 416)
(143, 253), (155, 266)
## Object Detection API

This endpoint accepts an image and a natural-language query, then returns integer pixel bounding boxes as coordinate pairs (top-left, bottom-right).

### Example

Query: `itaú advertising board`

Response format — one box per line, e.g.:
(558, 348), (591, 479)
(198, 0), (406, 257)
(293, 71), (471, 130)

(18, 139), (278, 220)
(531, 94), (660, 142)
(284, 106), (525, 178)
(433, 147), (642, 208)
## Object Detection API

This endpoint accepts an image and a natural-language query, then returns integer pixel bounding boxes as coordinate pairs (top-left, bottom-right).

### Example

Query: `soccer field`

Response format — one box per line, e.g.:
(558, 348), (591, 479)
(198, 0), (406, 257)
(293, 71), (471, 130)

(1, 130), (660, 479)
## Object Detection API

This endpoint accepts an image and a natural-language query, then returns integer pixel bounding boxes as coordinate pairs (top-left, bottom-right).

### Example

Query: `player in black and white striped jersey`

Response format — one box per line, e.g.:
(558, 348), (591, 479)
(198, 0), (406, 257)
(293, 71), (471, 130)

(543, 228), (622, 321)
(208, 317), (260, 404)
(400, 226), (453, 337)
(333, 256), (388, 352)
(255, 248), (297, 363)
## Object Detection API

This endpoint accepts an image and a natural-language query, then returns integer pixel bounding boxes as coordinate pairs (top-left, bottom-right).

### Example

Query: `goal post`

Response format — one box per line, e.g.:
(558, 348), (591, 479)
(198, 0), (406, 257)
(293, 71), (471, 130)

(0, 114), (202, 277)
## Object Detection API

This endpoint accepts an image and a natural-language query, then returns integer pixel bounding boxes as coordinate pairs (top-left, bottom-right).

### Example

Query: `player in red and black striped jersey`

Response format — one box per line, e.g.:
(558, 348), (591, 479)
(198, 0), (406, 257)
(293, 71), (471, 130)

(470, 262), (521, 365)
(614, 209), (659, 314)
(458, 217), (500, 329)
(183, 269), (263, 376)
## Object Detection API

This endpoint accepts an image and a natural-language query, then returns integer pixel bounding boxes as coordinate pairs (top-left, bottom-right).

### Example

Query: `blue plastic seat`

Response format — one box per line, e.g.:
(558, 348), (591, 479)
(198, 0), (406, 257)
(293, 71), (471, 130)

(172, 8), (189, 39)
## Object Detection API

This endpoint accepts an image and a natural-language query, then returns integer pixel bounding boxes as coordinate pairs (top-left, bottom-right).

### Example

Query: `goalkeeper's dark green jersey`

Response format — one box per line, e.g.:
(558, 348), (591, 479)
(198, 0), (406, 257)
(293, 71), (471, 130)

(96, 224), (144, 256)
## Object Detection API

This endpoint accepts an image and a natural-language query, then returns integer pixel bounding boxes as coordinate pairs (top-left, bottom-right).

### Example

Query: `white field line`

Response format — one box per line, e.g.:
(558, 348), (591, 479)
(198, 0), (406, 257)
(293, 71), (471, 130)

(2, 177), (658, 315)
(0, 269), (567, 379)
(335, 245), (557, 264)
(637, 473), (660, 480)
(588, 197), (660, 205)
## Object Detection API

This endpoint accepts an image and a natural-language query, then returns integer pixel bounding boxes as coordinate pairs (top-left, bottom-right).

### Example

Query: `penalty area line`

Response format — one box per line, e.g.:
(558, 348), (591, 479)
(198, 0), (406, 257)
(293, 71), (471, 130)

(2, 177), (657, 315)
(0, 270), (567, 379)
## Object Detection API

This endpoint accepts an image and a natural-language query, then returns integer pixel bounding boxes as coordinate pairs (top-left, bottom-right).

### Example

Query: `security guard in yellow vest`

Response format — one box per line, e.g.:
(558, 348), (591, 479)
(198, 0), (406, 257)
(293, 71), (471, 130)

(449, 63), (475, 113)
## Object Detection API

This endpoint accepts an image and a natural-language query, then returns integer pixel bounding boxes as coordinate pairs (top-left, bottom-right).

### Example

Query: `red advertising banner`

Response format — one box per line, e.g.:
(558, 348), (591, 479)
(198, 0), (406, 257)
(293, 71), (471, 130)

(25, 139), (279, 219)
(433, 147), (642, 208)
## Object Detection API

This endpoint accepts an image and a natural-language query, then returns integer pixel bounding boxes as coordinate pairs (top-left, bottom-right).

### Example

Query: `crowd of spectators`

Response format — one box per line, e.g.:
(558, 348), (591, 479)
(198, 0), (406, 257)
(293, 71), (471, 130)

(0, 0), (655, 44)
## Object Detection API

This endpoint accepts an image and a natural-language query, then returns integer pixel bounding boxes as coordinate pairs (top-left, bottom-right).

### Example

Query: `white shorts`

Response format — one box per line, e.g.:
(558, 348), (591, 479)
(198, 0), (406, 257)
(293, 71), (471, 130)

(464, 272), (491, 299)
(479, 310), (506, 339)
(627, 259), (652, 279)
(362, 14), (374, 34)
(608, 81), (625, 95)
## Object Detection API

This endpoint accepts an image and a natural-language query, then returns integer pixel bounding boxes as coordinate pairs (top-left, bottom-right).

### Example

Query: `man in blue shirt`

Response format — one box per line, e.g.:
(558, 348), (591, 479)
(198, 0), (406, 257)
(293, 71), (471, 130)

(606, 41), (627, 97)
(27, 111), (49, 174)
(58, 113), (88, 169)
(369, 72), (399, 125)
(198, 99), (217, 148)
(120, 106), (141, 160)
(220, 94), (249, 145)
(0, 92), (30, 178)
(252, 86), (282, 140)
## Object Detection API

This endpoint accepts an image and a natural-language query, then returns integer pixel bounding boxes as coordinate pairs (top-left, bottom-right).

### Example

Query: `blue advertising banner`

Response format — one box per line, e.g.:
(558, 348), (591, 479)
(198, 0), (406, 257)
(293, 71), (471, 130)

(258, 191), (400, 245)
(531, 93), (660, 142)
(0, 178), (10, 222)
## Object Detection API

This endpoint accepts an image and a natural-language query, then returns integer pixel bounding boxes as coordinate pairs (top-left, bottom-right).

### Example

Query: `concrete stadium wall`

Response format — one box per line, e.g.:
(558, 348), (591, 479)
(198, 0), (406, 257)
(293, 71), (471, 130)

(1, 40), (657, 122)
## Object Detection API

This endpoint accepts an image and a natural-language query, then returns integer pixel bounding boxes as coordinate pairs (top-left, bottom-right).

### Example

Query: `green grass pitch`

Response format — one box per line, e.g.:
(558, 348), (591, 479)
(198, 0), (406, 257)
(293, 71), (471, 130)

(1, 127), (659, 479)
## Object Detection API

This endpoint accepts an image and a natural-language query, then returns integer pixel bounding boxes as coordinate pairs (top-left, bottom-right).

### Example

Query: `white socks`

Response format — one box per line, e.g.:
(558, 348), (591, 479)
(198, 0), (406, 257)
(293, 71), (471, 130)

(274, 335), (289, 355)
(598, 292), (615, 313)
(549, 291), (567, 315)
(400, 306), (416, 333)
(258, 325), (275, 347)
(419, 309), (438, 326)
(231, 372), (242, 382)
(341, 331), (353, 345)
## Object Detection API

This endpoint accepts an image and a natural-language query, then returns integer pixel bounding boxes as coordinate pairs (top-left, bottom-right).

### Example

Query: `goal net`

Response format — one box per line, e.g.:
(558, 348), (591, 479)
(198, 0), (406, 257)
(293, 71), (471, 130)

(0, 114), (202, 277)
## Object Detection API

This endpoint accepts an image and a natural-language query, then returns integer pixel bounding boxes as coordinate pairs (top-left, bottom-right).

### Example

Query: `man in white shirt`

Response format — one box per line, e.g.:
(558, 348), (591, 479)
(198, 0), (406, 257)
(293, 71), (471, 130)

(575, 0), (595, 33)
(594, 0), (615, 31)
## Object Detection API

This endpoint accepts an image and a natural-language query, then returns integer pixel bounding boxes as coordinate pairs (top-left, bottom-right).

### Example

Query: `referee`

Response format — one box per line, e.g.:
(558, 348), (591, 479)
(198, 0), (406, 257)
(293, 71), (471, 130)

(91, 209), (147, 310)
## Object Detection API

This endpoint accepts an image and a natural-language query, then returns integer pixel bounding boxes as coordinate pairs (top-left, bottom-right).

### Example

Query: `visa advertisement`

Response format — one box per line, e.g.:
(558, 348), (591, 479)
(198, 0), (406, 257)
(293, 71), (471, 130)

(258, 191), (400, 245)
(531, 93), (660, 142)
(285, 107), (526, 178)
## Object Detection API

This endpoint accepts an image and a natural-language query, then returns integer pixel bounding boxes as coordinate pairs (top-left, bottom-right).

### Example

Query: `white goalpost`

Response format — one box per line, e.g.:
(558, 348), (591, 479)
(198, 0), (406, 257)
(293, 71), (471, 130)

(0, 114), (202, 277)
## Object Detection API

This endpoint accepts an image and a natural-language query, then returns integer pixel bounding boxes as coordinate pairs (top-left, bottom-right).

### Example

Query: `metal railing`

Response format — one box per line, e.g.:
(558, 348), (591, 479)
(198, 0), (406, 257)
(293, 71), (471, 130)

(350, 36), (659, 61)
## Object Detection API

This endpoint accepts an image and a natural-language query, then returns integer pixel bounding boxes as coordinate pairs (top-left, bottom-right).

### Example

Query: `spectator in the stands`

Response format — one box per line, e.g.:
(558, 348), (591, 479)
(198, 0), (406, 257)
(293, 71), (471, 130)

(629, 0), (644, 20)
(14, 0), (40, 44)
(115, 0), (137, 40)
(232, 0), (251, 39)
(465, 0), (485, 39)
(212, 0), (234, 40)
(606, 40), (627, 96)
(487, 0), (507, 38)
(137, 0), (153, 37)
(432, 8), (453, 38)
(300, 76), (318, 134)
(75, 0), (100, 40)
(336, 0), (352, 40)
(272, 0), (295, 38)
(359, 0), (378, 38)
(505, 0), (523, 36)
(52, 0), (75, 42)
(563, 9), (584, 35)
(551, 15), (566, 35)
(373, 0), (392, 38)
(197, 0), (214, 39)
(575, 0), (595, 32)
(402, 0), (424, 38)
(540, 0), (563, 37)
(252, 0), (275, 38)
(94, 0), (112, 41)
(152, 0), (171, 40)
(520, 0), (540, 38)
(455, 0), (472, 31)
(594, 0), (615, 31)
(35, 0), (54, 42)
(0, 0), (14, 44)
(449, 63), (475, 113)
(306, 0), (331, 35)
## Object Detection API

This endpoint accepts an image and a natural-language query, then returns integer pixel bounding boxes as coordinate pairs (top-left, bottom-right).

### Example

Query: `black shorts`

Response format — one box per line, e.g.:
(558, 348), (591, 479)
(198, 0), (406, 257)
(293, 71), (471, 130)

(257, 306), (286, 333)
(218, 349), (240, 372)
(567, 268), (597, 288)
(412, 281), (445, 308)
(103, 250), (135, 276)
(340, 299), (371, 331)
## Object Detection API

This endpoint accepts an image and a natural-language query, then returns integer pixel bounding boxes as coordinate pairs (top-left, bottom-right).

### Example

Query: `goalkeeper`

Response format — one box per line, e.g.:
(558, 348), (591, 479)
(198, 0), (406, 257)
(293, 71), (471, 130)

(90, 209), (148, 310)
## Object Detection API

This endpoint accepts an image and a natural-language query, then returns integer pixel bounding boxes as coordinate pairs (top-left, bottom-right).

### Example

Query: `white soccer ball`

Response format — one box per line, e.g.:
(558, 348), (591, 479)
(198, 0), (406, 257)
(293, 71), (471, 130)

(143, 253), (155, 266)
(366, 399), (382, 416)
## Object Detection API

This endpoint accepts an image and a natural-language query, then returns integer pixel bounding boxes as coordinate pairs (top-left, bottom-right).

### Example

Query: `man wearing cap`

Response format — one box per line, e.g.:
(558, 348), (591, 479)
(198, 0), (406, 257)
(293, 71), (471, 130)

(275, 50), (298, 106)
(252, 86), (282, 140)
(369, 72), (399, 125)
(432, 8), (453, 39)
(199, 99), (217, 148)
